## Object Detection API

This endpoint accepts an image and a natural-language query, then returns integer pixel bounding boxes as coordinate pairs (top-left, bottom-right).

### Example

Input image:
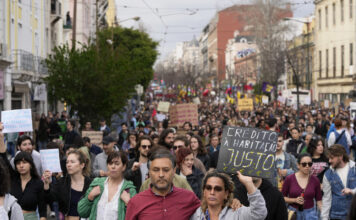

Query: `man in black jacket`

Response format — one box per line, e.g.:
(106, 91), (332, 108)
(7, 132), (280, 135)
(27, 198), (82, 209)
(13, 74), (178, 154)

(124, 135), (152, 192)
(234, 178), (288, 220)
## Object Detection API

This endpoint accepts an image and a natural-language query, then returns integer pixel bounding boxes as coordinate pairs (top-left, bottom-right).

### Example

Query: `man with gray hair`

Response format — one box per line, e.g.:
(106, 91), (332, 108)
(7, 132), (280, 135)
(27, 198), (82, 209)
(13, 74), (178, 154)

(125, 147), (200, 220)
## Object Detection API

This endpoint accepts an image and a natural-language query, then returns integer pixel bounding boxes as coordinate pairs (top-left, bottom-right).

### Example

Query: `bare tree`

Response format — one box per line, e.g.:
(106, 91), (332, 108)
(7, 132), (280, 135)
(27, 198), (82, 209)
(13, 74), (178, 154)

(247, 0), (292, 96)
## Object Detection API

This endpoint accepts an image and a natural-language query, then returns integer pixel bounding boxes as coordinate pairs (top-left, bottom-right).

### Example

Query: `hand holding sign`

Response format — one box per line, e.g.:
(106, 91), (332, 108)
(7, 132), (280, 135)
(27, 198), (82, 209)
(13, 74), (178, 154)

(237, 171), (256, 194)
(217, 126), (278, 179)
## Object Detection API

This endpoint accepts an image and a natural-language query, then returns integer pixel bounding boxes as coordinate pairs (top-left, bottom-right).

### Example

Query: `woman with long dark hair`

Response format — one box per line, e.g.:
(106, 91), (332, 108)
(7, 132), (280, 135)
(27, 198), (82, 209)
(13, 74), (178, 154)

(190, 135), (210, 170)
(0, 158), (23, 220)
(307, 138), (329, 183)
(282, 153), (322, 220)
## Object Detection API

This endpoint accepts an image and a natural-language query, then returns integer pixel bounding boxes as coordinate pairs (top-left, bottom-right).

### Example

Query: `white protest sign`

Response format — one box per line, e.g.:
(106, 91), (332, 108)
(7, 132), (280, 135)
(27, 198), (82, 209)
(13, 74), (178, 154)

(1, 109), (33, 133)
(304, 96), (311, 105)
(350, 102), (356, 119)
(193, 97), (201, 105)
(262, 96), (269, 104)
(40, 149), (62, 173)
(157, 102), (170, 112)
(156, 113), (166, 122)
(324, 100), (329, 108)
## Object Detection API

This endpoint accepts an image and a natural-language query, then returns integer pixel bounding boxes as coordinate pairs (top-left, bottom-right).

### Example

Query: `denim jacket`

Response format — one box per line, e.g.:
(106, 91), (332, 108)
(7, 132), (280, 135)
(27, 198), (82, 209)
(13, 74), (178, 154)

(321, 160), (356, 220)
(271, 151), (298, 187)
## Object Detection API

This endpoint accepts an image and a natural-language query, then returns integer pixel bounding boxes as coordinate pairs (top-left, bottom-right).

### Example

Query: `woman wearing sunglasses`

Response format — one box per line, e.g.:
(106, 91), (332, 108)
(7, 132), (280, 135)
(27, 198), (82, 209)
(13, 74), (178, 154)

(282, 153), (322, 220)
(191, 170), (267, 220)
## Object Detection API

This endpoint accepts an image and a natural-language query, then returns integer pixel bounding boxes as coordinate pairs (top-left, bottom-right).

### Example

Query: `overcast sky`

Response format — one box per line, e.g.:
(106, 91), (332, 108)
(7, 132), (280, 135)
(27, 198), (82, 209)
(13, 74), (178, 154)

(115, 0), (314, 61)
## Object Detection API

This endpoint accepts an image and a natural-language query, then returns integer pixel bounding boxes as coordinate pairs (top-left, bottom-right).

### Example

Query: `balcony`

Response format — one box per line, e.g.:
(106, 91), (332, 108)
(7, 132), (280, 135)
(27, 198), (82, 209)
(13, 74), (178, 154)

(10, 50), (48, 81)
(51, 0), (61, 25)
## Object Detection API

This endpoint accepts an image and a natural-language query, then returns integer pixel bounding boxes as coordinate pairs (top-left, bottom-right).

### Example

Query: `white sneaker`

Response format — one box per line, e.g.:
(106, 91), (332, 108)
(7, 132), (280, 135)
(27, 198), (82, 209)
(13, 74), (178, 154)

(50, 212), (55, 217)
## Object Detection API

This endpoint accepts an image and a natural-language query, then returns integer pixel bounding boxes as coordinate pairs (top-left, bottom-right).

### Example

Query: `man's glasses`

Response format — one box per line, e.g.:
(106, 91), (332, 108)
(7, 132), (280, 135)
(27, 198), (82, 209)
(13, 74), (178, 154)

(173, 145), (184, 150)
(301, 162), (313, 167)
(141, 145), (152, 150)
(204, 185), (224, 192)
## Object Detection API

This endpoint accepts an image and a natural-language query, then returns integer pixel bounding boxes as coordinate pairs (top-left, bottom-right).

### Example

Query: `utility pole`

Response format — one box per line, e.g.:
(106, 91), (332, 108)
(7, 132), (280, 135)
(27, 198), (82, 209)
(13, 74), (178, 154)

(72, 0), (77, 50)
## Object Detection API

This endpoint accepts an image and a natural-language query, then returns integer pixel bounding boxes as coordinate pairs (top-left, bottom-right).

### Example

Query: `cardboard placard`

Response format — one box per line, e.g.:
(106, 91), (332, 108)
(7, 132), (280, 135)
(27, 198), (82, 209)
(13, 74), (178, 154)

(40, 149), (62, 173)
(238, 98), (254, 111)
(157, 102), (170, 112)
(345, 99), (352, 108)
(217, 126), (278, 179)
(82, 131), (103, 148)
(169, 103), (199, 127)
(1, 109), (33, 133)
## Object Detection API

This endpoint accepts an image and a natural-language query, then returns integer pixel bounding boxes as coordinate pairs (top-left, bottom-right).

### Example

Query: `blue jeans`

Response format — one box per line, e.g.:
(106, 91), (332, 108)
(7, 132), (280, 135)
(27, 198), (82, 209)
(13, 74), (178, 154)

(37, 140), (48, 151)
(7, 142), (15, 157)
(288, 206), (318, 220)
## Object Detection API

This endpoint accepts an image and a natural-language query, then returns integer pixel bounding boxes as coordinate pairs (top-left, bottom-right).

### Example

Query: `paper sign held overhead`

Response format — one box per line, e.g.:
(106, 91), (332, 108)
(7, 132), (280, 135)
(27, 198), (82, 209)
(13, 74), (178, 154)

(350, 102), (356, 119)
(40, 149), (62, 173)
(324, 100), (329, 108)
(217, 126), (278, 179)
(262, 96), (269, 104)
(157, 102), (170, 113)
(1, 109), (33, 133)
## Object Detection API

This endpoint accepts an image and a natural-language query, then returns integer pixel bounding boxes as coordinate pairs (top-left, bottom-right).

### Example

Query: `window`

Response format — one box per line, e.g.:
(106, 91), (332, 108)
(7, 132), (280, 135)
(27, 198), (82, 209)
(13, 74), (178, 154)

(319, 9), (322, 29)
(319, 50), (322, 77)
(341, 0), (345, 22)
(333, 47), (336, 77)
(326, 49), (329, 78)
(325, 6), (328, 27)
(350, 0), (353, 18)
(333, 3), (336, 25)
(350, 43), (353, 65)
(341, 45), (345, 76)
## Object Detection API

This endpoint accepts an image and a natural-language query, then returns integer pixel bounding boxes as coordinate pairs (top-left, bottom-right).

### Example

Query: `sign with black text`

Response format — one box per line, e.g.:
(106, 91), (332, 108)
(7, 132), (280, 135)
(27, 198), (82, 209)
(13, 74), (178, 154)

(217, 126), (278, 179)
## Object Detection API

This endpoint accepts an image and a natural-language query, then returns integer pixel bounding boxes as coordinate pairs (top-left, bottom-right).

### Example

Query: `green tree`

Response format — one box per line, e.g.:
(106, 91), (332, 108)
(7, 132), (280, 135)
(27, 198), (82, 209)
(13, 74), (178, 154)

(46, 27), (158, 125)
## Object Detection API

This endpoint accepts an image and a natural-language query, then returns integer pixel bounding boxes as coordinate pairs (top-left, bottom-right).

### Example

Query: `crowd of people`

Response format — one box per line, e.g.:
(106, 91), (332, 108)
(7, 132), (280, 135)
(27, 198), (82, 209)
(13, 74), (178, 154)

(0, 95), (355, 220)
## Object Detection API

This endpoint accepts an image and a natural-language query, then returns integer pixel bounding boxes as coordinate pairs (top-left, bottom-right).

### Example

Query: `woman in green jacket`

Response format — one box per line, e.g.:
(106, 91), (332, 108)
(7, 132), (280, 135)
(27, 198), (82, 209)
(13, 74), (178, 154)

(77, 151), (136, 220)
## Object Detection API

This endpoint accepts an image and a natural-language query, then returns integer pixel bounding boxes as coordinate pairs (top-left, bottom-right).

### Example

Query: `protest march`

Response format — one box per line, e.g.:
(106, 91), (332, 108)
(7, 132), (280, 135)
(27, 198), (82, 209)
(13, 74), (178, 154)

(0, 89), (355, 220)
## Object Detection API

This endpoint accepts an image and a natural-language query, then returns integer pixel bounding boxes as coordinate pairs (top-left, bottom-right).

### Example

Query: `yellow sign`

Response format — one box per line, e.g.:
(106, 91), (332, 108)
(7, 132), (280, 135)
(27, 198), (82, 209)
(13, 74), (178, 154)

(238, 98), (254, 111)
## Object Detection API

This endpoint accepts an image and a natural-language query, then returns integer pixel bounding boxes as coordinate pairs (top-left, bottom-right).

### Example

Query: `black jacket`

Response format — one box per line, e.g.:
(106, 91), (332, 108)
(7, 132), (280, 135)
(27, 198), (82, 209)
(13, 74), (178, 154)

(286, 138), (306, 158)
(176, 166), (204, 199)
(45, 175), (92, 215)
(234, 179), (288, 220)
(196, 153), (210, 170)
(124, 157), (146, 193)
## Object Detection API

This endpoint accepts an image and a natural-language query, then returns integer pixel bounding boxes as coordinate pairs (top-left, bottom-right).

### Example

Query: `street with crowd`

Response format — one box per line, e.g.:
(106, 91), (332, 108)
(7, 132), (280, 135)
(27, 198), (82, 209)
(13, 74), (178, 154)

(0, 92), (356, 220)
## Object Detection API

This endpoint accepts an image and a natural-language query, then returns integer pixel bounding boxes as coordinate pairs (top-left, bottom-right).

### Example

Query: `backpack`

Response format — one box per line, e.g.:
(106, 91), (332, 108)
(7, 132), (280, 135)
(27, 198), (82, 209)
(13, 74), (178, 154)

(334, 130), (350, 154)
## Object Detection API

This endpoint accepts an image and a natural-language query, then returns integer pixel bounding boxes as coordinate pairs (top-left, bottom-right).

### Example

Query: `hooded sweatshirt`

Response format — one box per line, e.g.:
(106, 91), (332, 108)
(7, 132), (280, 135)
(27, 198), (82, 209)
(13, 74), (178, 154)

(0, 194), (24, 220)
